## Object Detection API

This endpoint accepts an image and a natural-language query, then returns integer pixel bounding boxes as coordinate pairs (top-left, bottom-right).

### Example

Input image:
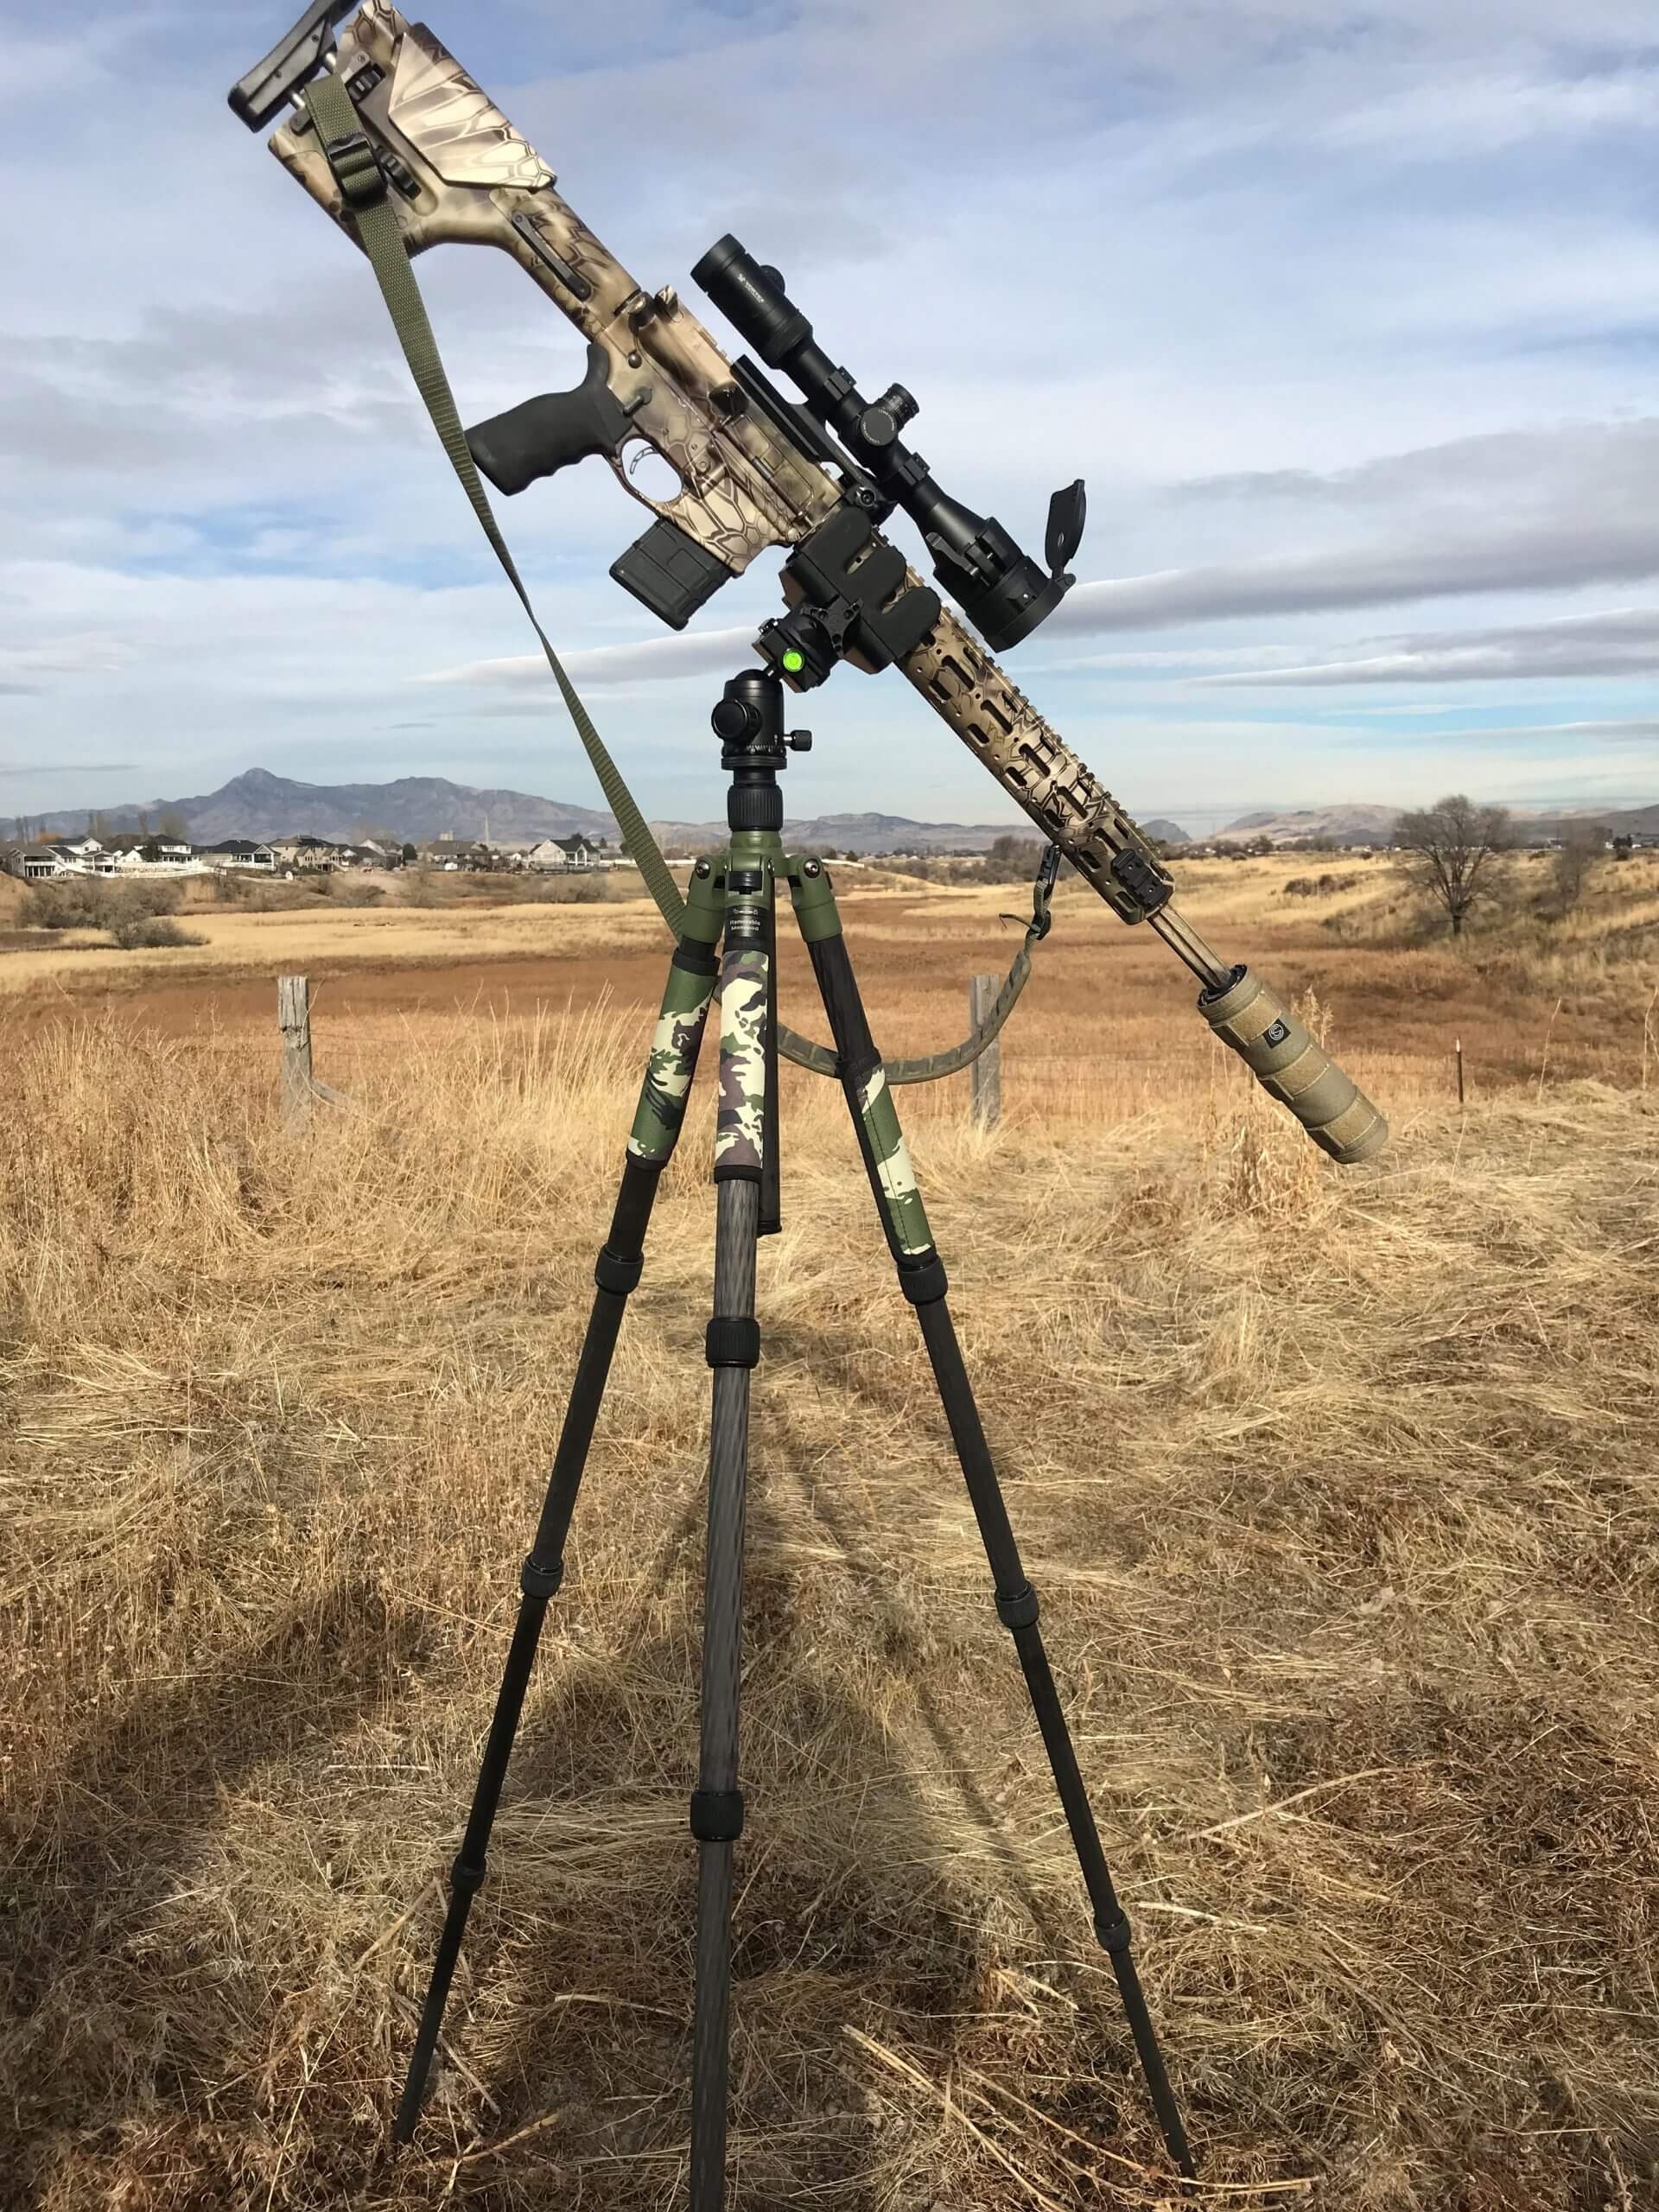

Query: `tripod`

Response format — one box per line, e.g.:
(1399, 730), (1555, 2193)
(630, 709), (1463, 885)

(393, 666), (1196, 2201)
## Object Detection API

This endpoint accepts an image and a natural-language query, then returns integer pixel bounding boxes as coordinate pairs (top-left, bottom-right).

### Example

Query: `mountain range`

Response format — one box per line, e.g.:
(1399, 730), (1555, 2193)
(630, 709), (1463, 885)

(1209, 804), (1410, 847)
(20, 768), (614, 847)
(1207, 801), (1659, 845)
(14, 768), (1192, 855)
(22, 767), (1655, 857)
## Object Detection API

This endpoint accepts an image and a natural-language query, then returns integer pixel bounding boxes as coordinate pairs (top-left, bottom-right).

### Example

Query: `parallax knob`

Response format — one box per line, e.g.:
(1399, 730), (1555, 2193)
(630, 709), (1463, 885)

(858, 382), (918, 447)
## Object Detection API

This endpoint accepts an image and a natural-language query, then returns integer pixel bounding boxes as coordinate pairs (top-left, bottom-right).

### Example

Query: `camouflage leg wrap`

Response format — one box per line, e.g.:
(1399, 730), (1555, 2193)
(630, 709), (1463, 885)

(794, 877), (934, 1264)
(629, 865), (728, 1165)
(628, 945), (719, 1164)
(714, 942), (770, 1181)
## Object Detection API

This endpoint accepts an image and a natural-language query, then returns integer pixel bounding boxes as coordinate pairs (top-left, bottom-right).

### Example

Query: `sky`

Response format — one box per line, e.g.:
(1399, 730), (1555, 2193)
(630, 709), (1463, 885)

(4, 0), (1659, 837)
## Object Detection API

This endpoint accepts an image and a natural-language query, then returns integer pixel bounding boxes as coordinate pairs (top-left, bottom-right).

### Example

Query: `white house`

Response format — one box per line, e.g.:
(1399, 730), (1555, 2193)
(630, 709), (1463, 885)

(109, 836), (203, 874)
(526, 833), (605, 871)
(6, 838), (124, 879)
(9, 844), (67, 880)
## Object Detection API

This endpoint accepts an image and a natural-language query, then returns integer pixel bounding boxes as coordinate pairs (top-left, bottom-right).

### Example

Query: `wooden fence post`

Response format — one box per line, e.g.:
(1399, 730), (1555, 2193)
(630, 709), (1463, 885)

(969, 973), (1001, 1130)
(278, 974), (313, 1130)
(1455, 1036), (1465, 1106)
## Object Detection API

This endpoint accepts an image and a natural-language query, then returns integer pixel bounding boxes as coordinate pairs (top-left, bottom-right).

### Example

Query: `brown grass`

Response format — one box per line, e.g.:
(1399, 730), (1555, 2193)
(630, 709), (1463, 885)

(3, 942), (1658, 2209)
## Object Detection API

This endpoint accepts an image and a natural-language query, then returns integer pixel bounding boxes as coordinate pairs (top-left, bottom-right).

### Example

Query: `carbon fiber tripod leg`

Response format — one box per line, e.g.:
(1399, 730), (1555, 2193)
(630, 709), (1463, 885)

(688, 878), (772, 2212)
(789, 858), (1198, 2182)
(688, 1177), (760, 2210)
(394, 901), (722, 2141)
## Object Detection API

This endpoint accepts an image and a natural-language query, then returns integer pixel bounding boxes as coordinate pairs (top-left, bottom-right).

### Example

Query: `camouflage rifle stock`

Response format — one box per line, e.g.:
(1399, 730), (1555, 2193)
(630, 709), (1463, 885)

(235, 0), (1388, 1166)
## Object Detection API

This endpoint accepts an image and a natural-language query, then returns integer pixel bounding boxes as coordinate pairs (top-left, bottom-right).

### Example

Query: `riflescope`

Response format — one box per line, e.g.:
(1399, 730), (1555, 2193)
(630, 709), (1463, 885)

(692, 235), (1086, 653)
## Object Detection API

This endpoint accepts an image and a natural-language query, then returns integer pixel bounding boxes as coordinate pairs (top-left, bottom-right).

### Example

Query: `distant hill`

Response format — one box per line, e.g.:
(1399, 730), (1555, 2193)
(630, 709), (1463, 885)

(760, 811), (1049, 855)
(28, 770), (1652, 857)
(25, 768), (616, 846)
(1209, 801), (1659, 849)
(21, 773), (1046, 856)
(1212, 804), (1406, 847)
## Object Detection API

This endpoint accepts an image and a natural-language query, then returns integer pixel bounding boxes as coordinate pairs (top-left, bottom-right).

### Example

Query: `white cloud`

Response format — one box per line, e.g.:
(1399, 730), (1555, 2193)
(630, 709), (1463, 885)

(7, 0), (1659, 817)
(1198, 606), (1659, 683)
(419, 626), (760, 690)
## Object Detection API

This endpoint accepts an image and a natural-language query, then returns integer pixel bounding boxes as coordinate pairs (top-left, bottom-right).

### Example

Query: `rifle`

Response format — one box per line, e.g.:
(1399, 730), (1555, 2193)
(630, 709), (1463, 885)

(231, 0), (1387, 1165)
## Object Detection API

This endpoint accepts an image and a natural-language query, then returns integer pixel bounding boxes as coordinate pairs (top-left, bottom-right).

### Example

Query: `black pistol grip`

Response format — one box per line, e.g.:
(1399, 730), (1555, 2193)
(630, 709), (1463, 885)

(467, 342), (634, 497)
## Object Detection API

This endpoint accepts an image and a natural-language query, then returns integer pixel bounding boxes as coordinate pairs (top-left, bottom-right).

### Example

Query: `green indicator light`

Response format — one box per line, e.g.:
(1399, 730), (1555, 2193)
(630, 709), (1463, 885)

(782, 648), (804, 673)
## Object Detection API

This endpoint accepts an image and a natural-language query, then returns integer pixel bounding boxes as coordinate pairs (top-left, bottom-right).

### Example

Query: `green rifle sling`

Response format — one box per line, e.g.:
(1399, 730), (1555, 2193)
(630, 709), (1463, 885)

(302, 67), (1046, 1085)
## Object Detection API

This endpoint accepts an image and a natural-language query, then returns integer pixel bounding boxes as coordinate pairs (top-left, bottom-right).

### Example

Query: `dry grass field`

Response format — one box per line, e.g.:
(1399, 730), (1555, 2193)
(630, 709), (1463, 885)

(3, 853), (1658, 2210)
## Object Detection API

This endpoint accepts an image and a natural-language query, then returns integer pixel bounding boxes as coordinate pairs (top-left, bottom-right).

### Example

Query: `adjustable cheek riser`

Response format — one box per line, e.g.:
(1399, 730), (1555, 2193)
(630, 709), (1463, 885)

(1199, 967), (1388, 1166)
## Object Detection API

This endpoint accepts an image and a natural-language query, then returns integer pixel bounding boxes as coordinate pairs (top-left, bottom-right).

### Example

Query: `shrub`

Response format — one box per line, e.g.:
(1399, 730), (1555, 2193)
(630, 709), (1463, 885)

(109, 914), (204, 951)
(518, 873), (607, 904)
(111, 880), (183, 920)
(21, 879), (108, 930)
(323, 874), (387, 907)
(1284, 872), (1357, 899)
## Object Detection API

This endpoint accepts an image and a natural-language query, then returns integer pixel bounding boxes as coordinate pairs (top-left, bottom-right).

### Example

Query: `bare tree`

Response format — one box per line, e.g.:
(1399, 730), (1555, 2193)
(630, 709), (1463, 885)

(156, 805), (190, 841)
(1392, 793), (1512, 938)
(1551, 821), (1605, 918)
(983, 831), (1045, 882)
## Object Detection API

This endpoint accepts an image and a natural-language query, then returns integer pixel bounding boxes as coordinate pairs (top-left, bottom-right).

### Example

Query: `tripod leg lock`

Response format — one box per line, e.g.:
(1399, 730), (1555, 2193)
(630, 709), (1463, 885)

(520, 1554), (565, 1599)
(1094, 1910), (1133, 1955)
(896, 1254), (948, 1306)
(705, 1316), (761, 1368)
(690, 1787), (745, 1841)
(995, 1583), (1040, 1631)
(448, 1854), (488, 1900)
(594, 1247), (645, 1296)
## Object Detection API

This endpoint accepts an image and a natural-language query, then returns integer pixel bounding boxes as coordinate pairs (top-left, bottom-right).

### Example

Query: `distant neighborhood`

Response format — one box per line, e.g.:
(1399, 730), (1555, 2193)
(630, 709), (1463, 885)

(1, 827), (620, 883)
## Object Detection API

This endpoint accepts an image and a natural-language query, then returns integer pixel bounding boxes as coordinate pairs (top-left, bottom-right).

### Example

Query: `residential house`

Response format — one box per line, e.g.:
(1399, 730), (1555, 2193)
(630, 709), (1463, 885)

(419, 837), (496, 870)
(109, 836), (201, 874)
(9, 844), (68, 880)
(201, 839), (276, 871)
(526, 833), (606, 871)
(4, 837), (129, 879)
(270, 836), (342, 868)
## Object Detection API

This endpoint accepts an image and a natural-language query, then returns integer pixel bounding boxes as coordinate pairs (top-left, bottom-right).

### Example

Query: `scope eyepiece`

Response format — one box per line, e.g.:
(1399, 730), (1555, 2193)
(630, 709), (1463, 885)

(692, 235), (1084, 655)
(694, 238), (815, 371)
